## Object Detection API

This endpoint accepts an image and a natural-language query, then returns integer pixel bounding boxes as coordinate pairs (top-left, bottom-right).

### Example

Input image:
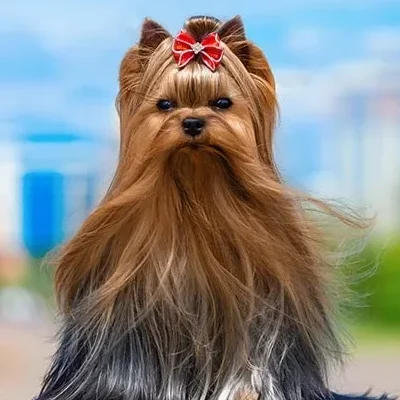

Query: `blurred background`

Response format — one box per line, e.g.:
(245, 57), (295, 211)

(1, 1), (399, 399)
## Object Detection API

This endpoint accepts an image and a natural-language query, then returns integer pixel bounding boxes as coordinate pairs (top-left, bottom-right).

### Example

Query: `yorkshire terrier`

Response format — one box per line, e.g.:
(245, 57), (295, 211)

(37, 15), (391, 400)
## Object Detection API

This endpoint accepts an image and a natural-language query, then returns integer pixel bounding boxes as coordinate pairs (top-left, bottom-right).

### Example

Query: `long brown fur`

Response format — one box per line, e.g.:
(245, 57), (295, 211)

(39, 15), (367, 400)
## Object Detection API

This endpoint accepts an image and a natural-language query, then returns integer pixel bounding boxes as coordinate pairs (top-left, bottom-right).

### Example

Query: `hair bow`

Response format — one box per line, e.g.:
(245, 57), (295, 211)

(172, 30), (224, 72)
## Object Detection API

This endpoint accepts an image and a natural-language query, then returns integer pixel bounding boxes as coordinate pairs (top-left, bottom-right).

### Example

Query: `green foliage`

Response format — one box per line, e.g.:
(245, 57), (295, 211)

(22, 257), (55, 304)
(350, 237), (400, 327)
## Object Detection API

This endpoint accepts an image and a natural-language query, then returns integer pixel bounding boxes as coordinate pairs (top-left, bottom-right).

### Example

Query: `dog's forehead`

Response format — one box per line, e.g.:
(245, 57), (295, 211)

(157, 62), (238, 105)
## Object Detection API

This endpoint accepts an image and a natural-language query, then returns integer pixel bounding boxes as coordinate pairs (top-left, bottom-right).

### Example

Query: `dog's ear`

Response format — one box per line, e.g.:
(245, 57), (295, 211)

(217, 15), (250, 65)
(139, 18), (171, 51)
(118, 19), (170, 105)
(217, 15), (246, 42)
(217, 15), (275, 90)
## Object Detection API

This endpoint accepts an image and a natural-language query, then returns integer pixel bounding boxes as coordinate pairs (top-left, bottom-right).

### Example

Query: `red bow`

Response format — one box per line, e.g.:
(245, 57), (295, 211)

(172, 30), (224, 72)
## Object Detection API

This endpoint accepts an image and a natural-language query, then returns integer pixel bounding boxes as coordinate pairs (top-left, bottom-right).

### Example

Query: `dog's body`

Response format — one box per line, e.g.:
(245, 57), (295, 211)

(37, 16), (392, 400)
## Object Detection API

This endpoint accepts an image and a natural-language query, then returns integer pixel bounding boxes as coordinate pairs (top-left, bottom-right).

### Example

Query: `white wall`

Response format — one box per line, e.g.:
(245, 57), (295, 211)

(331, 88), (400, 234)
(0, 142), (21, 252)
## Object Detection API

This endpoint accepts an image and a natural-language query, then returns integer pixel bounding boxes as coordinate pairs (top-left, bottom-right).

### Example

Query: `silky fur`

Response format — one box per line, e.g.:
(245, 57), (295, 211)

(38, 16), (366, 400)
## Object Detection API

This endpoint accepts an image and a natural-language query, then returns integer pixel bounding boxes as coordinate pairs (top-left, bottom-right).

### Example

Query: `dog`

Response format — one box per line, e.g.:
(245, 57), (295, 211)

(37, 15), (392, 400)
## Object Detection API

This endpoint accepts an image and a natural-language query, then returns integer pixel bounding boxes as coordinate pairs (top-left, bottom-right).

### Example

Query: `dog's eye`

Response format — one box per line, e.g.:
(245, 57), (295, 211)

(157, 99), (175, 111)
(212, 98), (233, 110)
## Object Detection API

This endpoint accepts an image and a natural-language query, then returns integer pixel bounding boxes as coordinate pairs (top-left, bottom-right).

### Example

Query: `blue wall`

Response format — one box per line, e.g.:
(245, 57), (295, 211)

(22, 171), (64, 258)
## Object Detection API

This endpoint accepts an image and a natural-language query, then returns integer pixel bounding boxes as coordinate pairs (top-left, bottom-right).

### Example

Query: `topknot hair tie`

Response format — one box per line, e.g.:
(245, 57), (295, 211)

(172, 30), (224, 72)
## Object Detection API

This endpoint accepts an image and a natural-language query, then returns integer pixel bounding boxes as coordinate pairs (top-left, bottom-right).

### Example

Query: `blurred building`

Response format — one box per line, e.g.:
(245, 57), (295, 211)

(0, 131), (117, 259)
(275, 118), (324, 191)
(0, 141), (21, 253)
(323, 63), (400, 234)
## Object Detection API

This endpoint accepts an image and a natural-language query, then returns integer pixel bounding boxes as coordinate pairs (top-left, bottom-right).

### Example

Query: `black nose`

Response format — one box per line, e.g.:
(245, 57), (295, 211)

(182, 117), (206, 137)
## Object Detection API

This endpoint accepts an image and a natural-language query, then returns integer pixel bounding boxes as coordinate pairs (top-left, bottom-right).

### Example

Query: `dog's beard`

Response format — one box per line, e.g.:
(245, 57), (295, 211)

(167, 142), (248, 203)
(38, 131), (340, 400)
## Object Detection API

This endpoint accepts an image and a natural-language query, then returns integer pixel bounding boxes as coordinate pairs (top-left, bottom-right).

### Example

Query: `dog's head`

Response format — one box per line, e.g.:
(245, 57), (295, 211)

(117, 16), (278, 191)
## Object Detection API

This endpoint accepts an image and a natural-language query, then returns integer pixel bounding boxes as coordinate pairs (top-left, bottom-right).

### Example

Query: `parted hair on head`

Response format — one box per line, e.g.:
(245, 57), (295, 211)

(38, 15), (368, 400)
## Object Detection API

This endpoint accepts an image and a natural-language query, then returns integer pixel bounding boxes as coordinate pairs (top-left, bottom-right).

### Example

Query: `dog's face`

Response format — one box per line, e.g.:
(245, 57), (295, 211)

(117, 16), (277, 186)
(141, 62), (254, 156)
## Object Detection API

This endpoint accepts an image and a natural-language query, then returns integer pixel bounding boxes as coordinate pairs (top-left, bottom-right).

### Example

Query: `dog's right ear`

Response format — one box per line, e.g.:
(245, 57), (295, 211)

(217, 16), (249, 66)
(139, 18), (171, 51)
(118, 18), (170, 98)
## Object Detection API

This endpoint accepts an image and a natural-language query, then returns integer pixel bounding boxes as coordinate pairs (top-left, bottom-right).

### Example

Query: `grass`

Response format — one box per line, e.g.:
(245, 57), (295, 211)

(348, 323), (400, 353)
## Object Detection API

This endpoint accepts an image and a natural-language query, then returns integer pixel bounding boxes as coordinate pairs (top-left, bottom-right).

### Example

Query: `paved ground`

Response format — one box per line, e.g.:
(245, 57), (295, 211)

(1, 322), (399, 400)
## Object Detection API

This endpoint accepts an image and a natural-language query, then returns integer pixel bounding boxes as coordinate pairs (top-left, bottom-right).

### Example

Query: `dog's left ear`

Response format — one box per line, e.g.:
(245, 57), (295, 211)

(218, 15), (275, 90)
(217, 15), (250, 66)
(139, 18), (171, 51)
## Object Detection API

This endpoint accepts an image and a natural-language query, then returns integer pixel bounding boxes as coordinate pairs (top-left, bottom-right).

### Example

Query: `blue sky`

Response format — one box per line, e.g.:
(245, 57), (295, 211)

(1, 0), (399, 185)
